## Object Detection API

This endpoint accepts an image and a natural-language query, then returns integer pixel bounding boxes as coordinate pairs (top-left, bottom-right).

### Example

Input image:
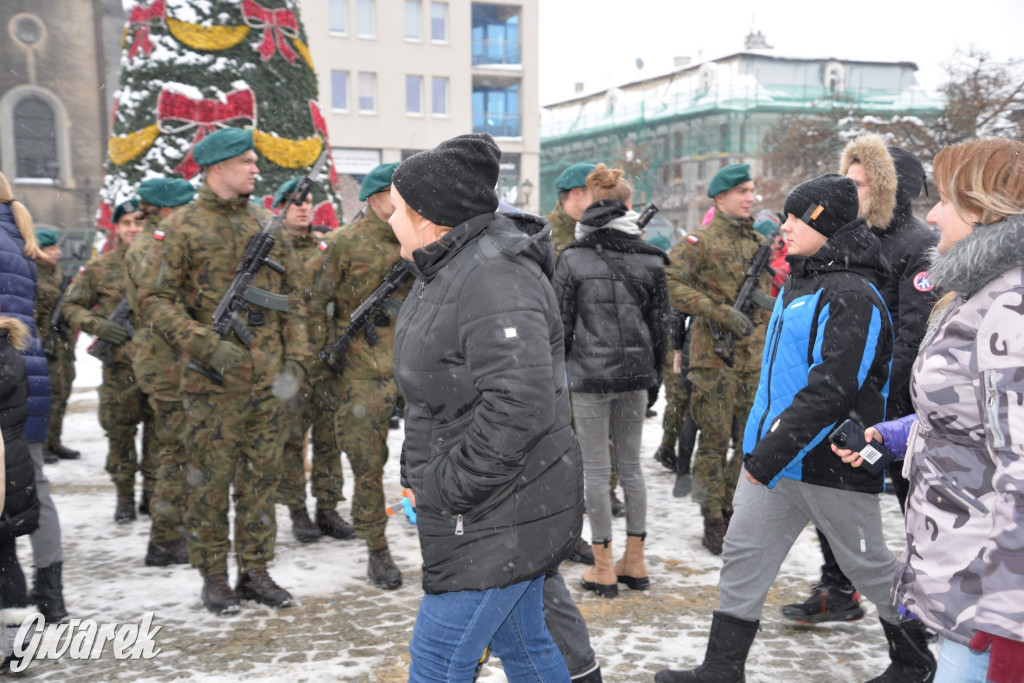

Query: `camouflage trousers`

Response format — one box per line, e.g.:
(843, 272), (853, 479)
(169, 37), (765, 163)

(278, 375), (344, 511)
(99, 361), (156, 496)
(687, 367), (758, 519)
(335, 376), (396, 551)
(182, 389), (286, 576)
(147, 396), (192, 545)
(44, 340), (76, 449)
(660, 357), (692, 450)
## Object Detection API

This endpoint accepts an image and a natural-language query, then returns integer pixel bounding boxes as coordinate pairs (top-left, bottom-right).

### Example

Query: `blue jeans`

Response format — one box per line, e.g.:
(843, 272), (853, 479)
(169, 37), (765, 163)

(934, 638), (992, 683)
(409, 575), (570, 682)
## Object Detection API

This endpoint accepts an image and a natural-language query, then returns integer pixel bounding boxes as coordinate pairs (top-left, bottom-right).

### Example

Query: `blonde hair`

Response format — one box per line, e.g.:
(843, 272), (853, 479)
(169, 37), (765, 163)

(932, 138), (1024, 226)
(0, 316), (31, 351)
(586, 163), (633, 205)
(0, 171), (42, 260)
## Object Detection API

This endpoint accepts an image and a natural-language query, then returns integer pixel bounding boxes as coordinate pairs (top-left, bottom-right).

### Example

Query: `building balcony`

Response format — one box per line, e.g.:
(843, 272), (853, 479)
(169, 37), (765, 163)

(473, 112), (521, 138)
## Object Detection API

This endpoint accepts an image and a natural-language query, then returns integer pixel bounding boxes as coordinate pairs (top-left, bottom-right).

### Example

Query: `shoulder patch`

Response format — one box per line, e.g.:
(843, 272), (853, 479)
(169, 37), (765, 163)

(78, 265), (86, 273)
(318, 240), (328, 252)
(912, 271), (934, 292)
(154, 230), (165, 241)
(686, 234), (700, 244)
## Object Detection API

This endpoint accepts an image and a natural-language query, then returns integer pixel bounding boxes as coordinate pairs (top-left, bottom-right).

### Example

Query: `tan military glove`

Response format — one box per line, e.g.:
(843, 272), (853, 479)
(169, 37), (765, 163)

(207, 340), (244, 374)
(717, 304), (753, 337)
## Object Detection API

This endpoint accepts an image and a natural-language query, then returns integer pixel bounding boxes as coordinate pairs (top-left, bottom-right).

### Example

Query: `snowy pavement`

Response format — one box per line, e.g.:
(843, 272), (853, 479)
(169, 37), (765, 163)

(10, 338), (918, 681)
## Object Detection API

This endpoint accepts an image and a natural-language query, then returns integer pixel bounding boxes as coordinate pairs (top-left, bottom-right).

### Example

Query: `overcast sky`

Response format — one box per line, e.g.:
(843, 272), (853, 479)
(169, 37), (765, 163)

(538, 0), (1024, 105)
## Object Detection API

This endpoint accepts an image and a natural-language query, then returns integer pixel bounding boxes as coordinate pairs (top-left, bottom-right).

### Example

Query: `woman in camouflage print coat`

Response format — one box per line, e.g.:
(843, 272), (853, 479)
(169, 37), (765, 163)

(838, 138), (1024, 683)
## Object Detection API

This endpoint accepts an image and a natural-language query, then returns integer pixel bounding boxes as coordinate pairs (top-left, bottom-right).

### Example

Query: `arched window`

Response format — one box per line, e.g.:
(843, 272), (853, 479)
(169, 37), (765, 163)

(14, 96), (59, 178)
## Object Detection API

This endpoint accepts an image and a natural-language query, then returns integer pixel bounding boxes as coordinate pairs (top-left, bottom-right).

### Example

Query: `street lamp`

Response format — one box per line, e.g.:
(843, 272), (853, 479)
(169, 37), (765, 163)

(517, 178), (533, 208)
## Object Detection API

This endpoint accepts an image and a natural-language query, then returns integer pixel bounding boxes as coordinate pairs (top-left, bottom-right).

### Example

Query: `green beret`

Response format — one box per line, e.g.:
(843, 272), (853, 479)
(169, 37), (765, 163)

(359, 162), (400, 201)
(707, 163), (752, 198)
(137, 177), (195, 208)
(35, 228), (59, 248)
(555, 163), (596, 191)
(753, 218), (778, 238)
(274, 178), (301, 207)
(112, 199), (141, 223)
(647, 235), (671, 251)
(193, 128), (254, 167)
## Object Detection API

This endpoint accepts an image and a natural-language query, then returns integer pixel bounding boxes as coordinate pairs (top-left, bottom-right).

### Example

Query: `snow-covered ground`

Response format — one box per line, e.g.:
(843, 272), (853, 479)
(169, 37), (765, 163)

(11, 336), (916, 681)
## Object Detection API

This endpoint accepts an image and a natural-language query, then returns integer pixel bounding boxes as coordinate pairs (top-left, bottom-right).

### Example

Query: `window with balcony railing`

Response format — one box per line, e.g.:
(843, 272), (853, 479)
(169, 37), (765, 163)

(473, 84), (520, 137)
(471, 4), (520, 66)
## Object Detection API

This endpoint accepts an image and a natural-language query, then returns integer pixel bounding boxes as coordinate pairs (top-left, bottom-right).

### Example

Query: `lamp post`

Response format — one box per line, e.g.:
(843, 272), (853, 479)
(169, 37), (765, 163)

(516, 178), (533, 210)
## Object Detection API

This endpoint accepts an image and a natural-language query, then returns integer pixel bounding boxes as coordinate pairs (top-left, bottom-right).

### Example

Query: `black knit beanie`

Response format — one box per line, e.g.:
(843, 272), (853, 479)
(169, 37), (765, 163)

(783, 173), (860, 238)
(392, 133), (501, 228)
(888, 146), (926, 207)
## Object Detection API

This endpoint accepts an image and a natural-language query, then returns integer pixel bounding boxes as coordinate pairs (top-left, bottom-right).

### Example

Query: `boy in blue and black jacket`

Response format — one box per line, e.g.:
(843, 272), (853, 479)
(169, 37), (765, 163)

(656, 174), (935, 683)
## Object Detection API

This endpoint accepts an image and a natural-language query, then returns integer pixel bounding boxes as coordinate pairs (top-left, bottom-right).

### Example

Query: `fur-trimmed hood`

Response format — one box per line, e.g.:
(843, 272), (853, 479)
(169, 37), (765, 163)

(928, 213), (1024, 298)
(0, 317), (30, 351)
(839, 133), (897, 230)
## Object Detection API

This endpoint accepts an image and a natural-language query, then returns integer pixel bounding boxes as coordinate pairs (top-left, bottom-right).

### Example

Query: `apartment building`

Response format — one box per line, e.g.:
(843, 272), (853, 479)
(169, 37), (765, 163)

(299, 0), (540, 216)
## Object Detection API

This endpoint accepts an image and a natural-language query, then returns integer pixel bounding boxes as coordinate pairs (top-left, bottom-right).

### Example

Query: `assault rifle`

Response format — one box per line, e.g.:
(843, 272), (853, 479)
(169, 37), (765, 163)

(318, 260), (412, 376)
(87, 298), (136, 366)
(45, 245), (87, 359)
(710, 227), (778, 367)
(188, 150), (330, 385)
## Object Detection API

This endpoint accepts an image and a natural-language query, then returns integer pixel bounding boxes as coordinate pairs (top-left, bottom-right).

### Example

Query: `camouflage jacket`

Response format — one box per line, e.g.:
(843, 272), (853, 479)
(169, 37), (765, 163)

(64, 243), (136, 366)
(894, 214), (1024, 646)
(665, 212), (771, 371)
(135, 184), (311, 394)
(34, 261), (68, 352)
(124, 213), (183, 399)
(546, 202), (576, 259)
(309, 208), (411, 380)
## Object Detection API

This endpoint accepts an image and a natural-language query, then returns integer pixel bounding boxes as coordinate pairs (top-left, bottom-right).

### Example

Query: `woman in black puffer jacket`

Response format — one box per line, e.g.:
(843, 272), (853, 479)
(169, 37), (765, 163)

(554, 164), (671, 598)
(1, 316), (40, 613)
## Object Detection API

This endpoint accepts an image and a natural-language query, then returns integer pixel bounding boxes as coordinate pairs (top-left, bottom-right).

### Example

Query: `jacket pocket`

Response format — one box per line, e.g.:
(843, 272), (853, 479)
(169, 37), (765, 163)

(919, 458), (990, 517)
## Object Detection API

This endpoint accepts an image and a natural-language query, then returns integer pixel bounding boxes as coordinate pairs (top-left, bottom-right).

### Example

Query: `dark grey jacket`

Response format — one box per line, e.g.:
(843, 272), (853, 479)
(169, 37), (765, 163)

(394, 211), (584, 595)
(554, 201), (671, 394)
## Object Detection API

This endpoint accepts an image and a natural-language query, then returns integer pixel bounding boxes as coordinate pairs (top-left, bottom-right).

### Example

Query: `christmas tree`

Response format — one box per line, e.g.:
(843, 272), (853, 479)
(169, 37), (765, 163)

(100, 0), (341, 233)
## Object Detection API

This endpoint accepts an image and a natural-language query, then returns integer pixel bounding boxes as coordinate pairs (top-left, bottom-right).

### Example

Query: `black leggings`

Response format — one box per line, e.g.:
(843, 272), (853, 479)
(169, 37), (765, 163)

(0, 536), (28, 609)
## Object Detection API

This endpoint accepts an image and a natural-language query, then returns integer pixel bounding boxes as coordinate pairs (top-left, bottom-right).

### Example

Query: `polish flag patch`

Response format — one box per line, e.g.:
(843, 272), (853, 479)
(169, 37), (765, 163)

(154, 230), (165, 241)
(913, 271), (934, 292)
(318, 240), (328, 252)
(686, 234), (700, 244)
(78, 266), (86, 273)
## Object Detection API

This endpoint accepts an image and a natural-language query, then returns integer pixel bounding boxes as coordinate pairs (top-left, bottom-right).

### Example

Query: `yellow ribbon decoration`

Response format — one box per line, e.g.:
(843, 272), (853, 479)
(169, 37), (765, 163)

(254, 130), (323, 168)
(166, 17), (250, 51)
(108, 124), (161, 165)
(291, 38), (314, 71)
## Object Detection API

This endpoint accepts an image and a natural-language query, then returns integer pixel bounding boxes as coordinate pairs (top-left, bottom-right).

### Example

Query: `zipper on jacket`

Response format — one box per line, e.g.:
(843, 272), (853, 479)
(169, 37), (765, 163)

(455, 514), (464, 535)
(754, 313), (785, 439)
(418, 281), (425, 299)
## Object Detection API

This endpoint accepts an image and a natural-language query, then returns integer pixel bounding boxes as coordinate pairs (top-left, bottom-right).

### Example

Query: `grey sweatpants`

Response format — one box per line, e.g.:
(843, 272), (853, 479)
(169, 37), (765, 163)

(718, 475), (899, 623)
(27, 443), (62, 568)
(571, 390), (647, 542)
(544, 569), (597, 678)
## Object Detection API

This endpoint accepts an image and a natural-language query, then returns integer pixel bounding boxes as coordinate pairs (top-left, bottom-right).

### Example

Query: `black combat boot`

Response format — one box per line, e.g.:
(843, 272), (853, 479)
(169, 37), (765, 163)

(367, 546), (402, 589)
(29, 562), (68, 623)
(701, 516), (728, 555)
(50, 444), (81, 460)
(145, 539), (190, 566)
(867, 619), (936, 682)
(780, 582), (865, 624)
(655, 611), (759, 683)
(201, 572), (241, 614)
(568, 539), (595, 565)
(237, 567), (293, 608)
(316, 508), (356, 540)
(138, 491), (153, 516)
(653, 444), (678, 471)
(114, 493), (136, 524)
(290, 507), (323, 543)
(42, 449), (59, 464)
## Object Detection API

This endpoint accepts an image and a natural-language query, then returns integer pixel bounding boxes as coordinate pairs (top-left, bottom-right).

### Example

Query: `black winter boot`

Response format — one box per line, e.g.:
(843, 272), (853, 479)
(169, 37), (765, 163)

(316, 509), (356, 540)
(290, 507), (323, 543)
(653, 444), (677, 472)
(571, 663), (603, 682)
(867, 618), (936, 683)
(368, 546), (402, 589)
(138, 491), (153, 516)
(655, 611), (759, 683)
(201, 572), (241, 614)
(114, 494), (136, 524)
(30, 562), (69, 623)
(145, 539), (190, 566)
(237, 567), (293, 608)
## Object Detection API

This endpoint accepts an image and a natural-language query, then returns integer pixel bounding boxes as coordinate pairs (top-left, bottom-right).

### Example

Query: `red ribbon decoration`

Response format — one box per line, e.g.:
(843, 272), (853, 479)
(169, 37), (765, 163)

(128, 0), (165, 61)
(156, 86), (257, 179)
(242, 0), (299, 64)
(308, 100), (339, 186)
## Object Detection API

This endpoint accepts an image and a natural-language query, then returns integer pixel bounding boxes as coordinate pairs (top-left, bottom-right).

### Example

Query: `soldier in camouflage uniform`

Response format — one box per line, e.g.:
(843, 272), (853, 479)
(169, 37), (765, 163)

(135, 129), (311, 614)
(665, 164), (771, 555)
(273, 177), (354, 545)
(547, 163), (595, 258)
(32, 229), (80, 462)
(64, 200), (156, 524)
(124, 177), (196, 567)
(309, 161), (406, 589)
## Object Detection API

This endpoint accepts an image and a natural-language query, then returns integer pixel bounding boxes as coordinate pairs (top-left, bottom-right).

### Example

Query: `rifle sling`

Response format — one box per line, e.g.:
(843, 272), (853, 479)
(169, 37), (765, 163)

(243, 286), (289, 312)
